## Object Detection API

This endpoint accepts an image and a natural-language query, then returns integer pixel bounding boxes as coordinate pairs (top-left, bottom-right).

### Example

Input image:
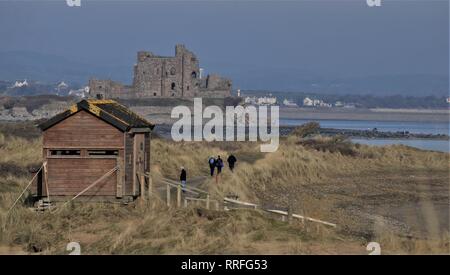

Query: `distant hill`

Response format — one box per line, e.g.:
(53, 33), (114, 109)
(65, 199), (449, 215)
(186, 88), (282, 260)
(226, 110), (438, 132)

(0, 51), (447, 97)
(0, 51), (132, 85)
(231, 69), (448, 97)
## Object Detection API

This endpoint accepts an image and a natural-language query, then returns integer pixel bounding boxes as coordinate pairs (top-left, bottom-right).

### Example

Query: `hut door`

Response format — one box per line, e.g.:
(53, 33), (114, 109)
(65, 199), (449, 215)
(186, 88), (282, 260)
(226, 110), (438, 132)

(134, 133), (146, 196)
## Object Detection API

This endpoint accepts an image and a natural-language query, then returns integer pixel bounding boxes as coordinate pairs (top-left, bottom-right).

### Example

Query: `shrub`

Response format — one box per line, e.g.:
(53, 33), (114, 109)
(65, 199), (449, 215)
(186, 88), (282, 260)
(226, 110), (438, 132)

(298, 136), (357, 156)
(290, 122), (320, 138)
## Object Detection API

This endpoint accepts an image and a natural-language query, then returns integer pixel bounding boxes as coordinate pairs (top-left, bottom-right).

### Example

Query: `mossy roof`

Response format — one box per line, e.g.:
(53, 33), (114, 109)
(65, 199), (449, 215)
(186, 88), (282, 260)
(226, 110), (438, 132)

(39, 99), (154, 132)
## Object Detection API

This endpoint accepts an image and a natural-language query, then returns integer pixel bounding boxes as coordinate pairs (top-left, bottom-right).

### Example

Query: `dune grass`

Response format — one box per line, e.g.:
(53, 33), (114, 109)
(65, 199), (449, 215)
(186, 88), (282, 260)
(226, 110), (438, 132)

(0, 124), (449, 254)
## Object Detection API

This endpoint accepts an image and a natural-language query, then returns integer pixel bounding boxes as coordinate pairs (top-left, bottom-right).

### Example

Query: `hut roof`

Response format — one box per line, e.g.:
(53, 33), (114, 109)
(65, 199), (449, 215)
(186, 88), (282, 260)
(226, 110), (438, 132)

(39, 99), (154, 132)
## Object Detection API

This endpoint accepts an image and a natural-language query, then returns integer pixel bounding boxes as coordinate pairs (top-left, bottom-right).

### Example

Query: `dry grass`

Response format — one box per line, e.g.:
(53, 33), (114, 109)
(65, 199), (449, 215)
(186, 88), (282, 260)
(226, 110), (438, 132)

(0, 123), (449, 254)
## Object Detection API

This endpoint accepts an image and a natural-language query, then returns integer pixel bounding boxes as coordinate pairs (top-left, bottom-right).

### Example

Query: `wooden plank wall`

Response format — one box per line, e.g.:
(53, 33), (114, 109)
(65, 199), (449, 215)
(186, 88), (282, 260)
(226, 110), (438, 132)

(41, 110), (126, 198)
(43, 110), (123, 148)
(124, 133), (134, 196)
(46, 158), (117, 196)
(133, 133), (145, 196)
(145, 132), (151, 173)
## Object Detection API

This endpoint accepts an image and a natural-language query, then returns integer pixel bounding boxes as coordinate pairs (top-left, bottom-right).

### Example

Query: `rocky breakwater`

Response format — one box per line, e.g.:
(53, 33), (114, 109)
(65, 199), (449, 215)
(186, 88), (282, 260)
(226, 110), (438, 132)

(0, 102), (71, 121)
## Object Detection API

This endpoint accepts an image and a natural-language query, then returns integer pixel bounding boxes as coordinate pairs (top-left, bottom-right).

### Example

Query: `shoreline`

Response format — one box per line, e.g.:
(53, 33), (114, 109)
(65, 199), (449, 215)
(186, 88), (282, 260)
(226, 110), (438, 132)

(279, 107), (450, 123)
(153, 124), (449, 141)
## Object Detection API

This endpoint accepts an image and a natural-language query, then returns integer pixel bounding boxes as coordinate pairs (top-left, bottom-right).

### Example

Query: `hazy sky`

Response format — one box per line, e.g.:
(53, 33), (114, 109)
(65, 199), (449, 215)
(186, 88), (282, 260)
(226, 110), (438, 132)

(0, 0), (448, 81)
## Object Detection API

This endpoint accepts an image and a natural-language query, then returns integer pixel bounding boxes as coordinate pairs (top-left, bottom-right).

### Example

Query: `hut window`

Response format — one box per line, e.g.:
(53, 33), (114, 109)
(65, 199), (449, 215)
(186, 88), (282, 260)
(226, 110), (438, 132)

(88, 150), (119, 156)
(50, 150), (80, 156)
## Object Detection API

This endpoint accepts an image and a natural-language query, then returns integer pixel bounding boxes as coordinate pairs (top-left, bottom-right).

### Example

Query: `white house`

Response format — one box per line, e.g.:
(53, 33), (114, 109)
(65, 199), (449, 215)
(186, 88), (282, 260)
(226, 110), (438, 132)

(303, 97), (314, 106)
(283, 99), (298, 107)
(257, 96), (277, 105)
(11, 79), (28, 88)
(244, 96), (257, 105)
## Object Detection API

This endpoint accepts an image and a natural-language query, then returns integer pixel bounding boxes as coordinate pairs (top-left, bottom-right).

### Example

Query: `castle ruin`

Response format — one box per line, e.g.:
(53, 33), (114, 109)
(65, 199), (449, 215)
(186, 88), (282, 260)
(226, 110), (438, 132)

(89, 45), (232, 99)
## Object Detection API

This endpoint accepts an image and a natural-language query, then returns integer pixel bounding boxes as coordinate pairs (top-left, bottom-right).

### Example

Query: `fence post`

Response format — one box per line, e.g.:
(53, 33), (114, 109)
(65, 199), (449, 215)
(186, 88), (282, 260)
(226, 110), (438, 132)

(287, 207), (293, 224)
(206, 194), (210, 210)
(148, 175), (152, 198)
(166, 183), (171, 207)
(215, 201), (220, 211)
(140, 174), (146, 201)
(177, 184), (182, 208)
(184, 198), (188, 208)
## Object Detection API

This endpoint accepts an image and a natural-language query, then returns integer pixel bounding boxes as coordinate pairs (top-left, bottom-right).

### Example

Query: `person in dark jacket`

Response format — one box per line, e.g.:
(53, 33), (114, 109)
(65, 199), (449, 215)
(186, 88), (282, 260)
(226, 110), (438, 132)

(180, 166), (187, 192)
(208, 156), (216, 177)
(227, 154), (237, 172)
(215, 156), (224, 183)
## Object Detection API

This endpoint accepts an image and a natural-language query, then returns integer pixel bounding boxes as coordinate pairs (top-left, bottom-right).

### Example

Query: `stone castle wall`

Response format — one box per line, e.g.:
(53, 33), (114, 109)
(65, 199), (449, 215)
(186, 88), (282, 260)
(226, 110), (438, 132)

(89, 45), (232, 99)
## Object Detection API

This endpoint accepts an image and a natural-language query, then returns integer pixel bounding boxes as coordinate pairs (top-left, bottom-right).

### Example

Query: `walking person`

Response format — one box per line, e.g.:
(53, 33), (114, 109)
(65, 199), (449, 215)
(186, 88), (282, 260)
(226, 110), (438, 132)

(208, 156), (216, 177)
(215, 155), (224, 183)
(227, 154), (237, 172)
(180, 166), (187, 193)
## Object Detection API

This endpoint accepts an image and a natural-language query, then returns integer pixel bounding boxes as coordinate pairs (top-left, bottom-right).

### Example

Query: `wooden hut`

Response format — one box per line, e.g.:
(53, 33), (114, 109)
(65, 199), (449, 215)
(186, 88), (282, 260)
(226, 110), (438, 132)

(32, 99), (154, 203)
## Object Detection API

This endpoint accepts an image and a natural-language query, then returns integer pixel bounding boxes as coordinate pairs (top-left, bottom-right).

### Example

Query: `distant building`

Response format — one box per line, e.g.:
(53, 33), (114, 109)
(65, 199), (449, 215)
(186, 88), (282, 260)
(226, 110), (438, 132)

(257, 96), (277, 105)
(334, 101), (344, 107)
(89, 44), (232, 99)
(244, 96), (257, 105)
(283, 99), (298, 107)
(303, 97), (331, 107)
(57, 81), (69, 89)
(244, 95), (277, 106)
(303, 97), (314, 106)
(69, 86), (89, 98)
(11, 79), (28, 88)
(343, 103), (356, 108)
(55, 81), (70, 95)
(446, 97), (450, 104)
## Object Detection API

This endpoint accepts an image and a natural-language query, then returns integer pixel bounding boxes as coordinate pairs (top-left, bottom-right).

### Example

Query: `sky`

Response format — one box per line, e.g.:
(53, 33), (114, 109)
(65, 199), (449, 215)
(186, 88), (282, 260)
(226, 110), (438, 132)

(0, 0), (448, 91)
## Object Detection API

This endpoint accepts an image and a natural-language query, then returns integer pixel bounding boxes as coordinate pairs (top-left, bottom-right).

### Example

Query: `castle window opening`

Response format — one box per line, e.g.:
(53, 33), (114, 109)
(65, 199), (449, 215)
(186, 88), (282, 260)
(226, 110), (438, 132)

(187, 86), (189, 91)
(172, 93), (175, 97)
(171, 82), (176, 90)
(191, 71), (197, 79)
(96, 94), (103, 100)
(153, 93), (157, 96)
(170, 67), (176, 75)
